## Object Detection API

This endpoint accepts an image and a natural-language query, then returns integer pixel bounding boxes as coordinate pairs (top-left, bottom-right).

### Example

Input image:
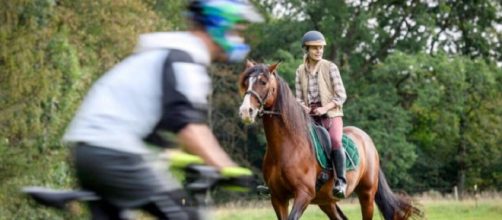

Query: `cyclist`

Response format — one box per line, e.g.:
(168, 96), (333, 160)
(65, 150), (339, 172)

(63, 0), (263, 219)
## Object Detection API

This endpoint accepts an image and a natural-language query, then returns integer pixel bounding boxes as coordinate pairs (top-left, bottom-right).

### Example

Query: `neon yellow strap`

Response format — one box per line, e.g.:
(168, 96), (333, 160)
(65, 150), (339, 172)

(220, 166), (253, 178)
(169, 152), (204, 168)
(220, 167), (253, 192)
(222, 185), (250, 192)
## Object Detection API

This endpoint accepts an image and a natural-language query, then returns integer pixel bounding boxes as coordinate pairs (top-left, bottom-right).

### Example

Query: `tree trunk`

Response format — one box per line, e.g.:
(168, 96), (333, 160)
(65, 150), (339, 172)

(457, 113), (467, 200)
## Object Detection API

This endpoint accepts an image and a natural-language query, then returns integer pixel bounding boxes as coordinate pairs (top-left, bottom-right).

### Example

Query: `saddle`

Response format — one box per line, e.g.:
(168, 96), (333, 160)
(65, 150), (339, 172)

(309, 123), (360, 191)
(311, 124), (333, 165)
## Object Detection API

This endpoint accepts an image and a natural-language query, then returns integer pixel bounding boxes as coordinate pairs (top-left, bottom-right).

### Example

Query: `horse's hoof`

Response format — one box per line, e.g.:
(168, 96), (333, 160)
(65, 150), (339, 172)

(256, 185), (271, 198)
(256, 185), (270, 195)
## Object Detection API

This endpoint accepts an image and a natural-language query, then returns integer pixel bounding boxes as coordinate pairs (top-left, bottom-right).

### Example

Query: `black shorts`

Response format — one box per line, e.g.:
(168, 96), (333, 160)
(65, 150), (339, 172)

(72, 143), (201, 219)
(72, 143), (205, 220)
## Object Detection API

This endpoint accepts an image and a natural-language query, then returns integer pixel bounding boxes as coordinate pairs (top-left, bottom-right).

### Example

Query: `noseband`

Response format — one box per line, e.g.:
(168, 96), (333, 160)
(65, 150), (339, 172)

(245, 78), (280, 117)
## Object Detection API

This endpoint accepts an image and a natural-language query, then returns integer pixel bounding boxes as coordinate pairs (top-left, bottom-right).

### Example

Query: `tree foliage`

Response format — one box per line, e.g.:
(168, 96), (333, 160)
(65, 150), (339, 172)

(371, 52), (502, 192)
(0, 0), (182, 218)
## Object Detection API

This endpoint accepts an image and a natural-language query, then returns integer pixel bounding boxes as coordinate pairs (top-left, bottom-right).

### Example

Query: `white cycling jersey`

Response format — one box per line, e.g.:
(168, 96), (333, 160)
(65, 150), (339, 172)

(64, 32), (213, 154)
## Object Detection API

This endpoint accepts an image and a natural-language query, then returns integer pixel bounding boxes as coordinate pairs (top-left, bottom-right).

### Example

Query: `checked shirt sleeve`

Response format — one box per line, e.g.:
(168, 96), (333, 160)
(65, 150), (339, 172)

(329, 63), (346, 107)
(295, 68), (306, 105)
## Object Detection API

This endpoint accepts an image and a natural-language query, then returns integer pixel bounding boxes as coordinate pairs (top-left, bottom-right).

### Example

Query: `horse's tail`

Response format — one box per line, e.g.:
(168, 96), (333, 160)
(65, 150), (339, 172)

(374, 168), (423, 220)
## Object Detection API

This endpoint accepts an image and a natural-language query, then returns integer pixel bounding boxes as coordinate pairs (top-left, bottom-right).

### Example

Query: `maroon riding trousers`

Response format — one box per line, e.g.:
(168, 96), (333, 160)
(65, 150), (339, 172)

(309, 102), (343, 150)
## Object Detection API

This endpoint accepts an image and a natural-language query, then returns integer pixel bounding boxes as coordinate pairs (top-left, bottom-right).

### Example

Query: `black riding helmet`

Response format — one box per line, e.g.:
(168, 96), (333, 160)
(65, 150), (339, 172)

(301, 30), (326, 48)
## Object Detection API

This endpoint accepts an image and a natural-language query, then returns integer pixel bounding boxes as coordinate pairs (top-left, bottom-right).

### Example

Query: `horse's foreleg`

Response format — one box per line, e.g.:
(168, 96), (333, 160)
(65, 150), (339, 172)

(319, 203), (347, 220)
(271, 196), (289, 220)
(287, 190), (312, 220)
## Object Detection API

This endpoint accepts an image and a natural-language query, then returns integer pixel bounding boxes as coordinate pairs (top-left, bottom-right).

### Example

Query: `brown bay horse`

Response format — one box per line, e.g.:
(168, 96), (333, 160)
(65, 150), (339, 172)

(238, 61), (422, 220)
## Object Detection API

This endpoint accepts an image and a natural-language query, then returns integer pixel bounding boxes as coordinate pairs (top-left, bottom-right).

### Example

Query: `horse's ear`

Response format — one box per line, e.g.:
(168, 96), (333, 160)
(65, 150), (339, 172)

(238, 73), (246, 96)
(245, 59), (255, 68)
(268, 62), (281, 75)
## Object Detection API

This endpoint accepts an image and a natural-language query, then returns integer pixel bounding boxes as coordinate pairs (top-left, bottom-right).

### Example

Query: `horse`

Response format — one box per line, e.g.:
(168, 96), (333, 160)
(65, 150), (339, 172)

(237, 61), (422, 220)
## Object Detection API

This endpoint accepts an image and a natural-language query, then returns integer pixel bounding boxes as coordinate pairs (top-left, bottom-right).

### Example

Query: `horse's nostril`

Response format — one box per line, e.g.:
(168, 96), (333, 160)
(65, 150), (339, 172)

(248, 108), (253, 115)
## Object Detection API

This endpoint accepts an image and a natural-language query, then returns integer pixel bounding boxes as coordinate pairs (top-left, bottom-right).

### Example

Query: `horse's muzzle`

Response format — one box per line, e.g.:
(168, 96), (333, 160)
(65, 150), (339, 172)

(239, 106), (258, 124)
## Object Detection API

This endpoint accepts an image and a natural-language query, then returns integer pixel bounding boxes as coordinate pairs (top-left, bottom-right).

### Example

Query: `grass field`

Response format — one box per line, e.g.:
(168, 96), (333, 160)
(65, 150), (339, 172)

(213, 198), (502, 220)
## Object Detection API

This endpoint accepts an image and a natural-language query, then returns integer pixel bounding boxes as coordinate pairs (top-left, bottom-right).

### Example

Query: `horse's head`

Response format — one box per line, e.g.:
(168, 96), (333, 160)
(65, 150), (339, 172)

(238, 60), (280, 124)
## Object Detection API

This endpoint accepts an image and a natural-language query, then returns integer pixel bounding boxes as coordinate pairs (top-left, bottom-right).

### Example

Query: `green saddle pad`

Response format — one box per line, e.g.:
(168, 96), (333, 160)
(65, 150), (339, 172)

(309, 126), (360, 171)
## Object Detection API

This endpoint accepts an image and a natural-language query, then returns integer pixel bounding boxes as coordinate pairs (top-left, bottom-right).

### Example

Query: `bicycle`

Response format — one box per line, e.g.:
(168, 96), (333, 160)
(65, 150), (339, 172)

(22, 151), (255, 219)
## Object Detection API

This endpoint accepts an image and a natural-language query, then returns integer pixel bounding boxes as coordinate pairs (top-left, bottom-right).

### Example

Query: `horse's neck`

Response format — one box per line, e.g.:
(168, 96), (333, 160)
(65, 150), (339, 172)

(261, 119), (280, 162)
(262, 116), (298, 157)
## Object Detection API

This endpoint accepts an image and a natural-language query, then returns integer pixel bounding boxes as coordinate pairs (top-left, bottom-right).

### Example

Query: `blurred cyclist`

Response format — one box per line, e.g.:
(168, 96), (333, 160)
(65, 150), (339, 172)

(63, 0), (263, 219)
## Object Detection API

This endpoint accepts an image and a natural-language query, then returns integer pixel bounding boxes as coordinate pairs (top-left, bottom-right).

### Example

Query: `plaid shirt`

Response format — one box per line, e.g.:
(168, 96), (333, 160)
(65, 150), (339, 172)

(295, 59), (346, 107)
(306, 72), (321, 103)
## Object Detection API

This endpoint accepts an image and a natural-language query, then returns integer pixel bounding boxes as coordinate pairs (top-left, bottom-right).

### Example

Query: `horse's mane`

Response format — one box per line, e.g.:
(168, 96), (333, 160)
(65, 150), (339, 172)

(274, 75), (312, 144)
(239, 64), (312, 145)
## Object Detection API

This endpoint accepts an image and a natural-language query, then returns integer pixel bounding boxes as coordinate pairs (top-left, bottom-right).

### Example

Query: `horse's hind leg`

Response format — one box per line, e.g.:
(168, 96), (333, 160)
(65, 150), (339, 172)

(287, 190), (312, 220)
(271, 196), (289, 220)
(319, 203), (348, 220)
(358, 190), (376, 220)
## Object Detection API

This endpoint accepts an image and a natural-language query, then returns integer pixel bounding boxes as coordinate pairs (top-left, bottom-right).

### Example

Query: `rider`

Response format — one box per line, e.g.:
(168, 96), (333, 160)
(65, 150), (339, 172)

(63, 0), (263, 219)
(294, 30), (347, 199)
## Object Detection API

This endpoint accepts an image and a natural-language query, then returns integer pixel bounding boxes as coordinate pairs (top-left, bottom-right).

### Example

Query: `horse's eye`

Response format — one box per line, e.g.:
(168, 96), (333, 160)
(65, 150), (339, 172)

(260, 80), (267, 85)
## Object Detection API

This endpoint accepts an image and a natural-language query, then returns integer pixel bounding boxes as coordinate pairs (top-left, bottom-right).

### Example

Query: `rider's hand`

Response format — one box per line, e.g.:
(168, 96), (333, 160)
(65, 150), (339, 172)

(301, 104), (311, 114)
(314, 106), (328, 115)
(220, 166), (254, 192)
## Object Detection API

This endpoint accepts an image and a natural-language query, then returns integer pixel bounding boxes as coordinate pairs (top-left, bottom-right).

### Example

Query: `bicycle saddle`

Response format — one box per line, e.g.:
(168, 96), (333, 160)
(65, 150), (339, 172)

(22, 186), (98, 209)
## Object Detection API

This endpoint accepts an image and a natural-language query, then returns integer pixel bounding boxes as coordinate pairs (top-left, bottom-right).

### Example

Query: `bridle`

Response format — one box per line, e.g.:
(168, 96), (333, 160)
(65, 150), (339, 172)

(244, 75), (280, 117)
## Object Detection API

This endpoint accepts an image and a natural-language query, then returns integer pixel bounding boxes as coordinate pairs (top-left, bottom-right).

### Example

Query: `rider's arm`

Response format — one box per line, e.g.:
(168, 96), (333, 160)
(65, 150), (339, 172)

(315, 63), (344, 115)
(328, 63), (346, 108)
(295, 67), (310, 113)
(158, 49), (236, 168)
(294, 68), (306, 106)
(177, 123), (236, 169)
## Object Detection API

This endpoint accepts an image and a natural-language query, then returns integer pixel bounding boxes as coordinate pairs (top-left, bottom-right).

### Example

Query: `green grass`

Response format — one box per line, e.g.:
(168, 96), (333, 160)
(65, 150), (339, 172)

(214, 199), (502, 220)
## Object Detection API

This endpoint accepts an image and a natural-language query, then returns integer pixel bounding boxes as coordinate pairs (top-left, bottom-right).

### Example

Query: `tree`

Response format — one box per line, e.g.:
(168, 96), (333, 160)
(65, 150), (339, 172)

(0, 0), (182, 218)
(372, 52), (502, 195)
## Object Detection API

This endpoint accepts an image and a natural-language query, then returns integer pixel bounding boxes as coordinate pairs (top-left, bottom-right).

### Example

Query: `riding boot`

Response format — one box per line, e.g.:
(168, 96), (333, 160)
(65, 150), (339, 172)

(331, 147), (347, 198)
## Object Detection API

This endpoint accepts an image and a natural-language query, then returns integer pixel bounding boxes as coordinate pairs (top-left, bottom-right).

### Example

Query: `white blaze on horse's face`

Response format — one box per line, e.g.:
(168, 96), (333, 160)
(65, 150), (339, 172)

(239, 76), (259, 124)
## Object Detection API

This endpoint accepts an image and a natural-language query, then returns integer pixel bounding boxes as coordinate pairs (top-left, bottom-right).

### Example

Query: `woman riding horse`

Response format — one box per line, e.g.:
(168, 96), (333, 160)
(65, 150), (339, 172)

(238, 61), (422, 220)
(295, 30), (347, 199)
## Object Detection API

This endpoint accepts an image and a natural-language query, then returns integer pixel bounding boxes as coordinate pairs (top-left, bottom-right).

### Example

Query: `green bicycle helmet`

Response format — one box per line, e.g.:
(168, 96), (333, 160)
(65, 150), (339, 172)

(188, 0), (264, 62)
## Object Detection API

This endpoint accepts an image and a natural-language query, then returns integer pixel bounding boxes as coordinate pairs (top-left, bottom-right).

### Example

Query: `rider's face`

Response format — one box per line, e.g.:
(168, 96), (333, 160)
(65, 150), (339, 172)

(307, 45), (324, 61)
